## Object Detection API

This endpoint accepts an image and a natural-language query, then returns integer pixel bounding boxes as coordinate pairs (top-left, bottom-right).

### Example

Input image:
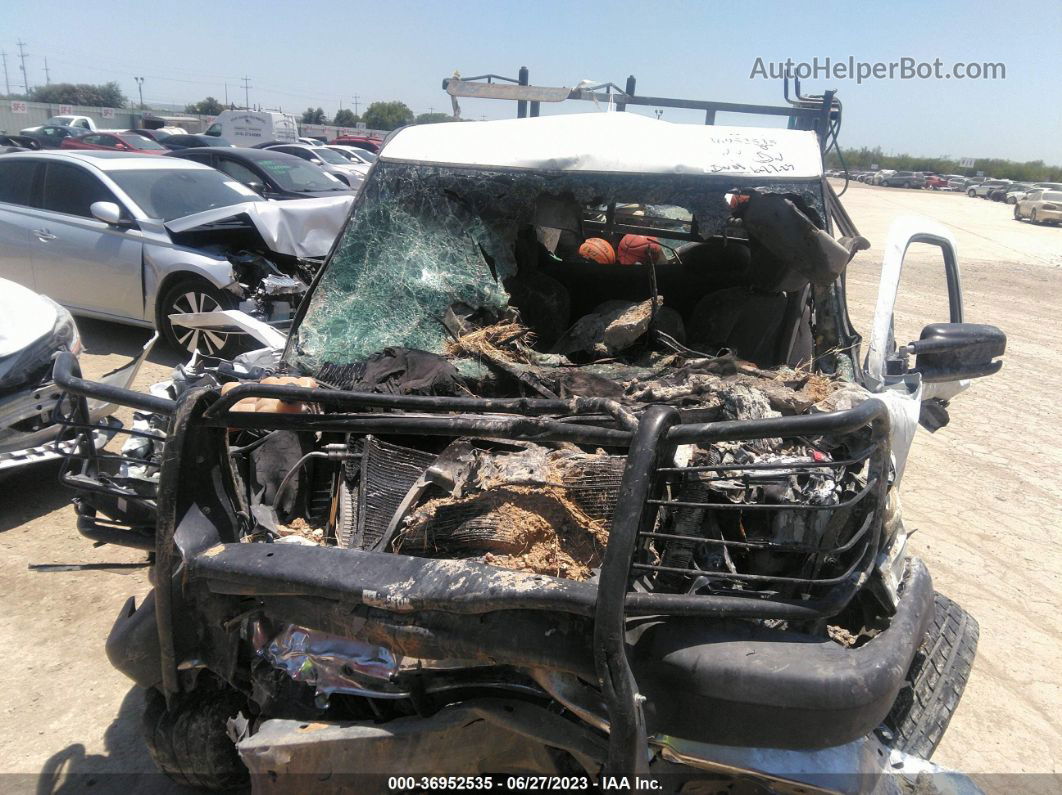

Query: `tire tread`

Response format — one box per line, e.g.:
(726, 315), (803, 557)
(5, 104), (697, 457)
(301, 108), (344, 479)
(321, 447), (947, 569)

(142, 686), (249, 791)
(885, 592), (979, 759)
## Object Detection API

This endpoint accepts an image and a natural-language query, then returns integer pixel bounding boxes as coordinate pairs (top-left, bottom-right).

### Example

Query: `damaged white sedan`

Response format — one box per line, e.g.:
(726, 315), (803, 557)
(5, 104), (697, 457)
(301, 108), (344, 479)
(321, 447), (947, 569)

(0, 151), (353, 356)
(0, 278), (150, 476)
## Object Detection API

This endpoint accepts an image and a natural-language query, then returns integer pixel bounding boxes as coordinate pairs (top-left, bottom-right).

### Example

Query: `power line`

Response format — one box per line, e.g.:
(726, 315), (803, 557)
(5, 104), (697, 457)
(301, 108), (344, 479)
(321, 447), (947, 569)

(16, 40), (29, 94)
(1, 52), (10, 96)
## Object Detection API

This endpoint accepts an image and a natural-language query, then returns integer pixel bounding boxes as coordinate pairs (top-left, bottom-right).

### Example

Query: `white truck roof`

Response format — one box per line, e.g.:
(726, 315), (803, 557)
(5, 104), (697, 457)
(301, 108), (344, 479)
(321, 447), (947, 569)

(381, 112), (823, 179)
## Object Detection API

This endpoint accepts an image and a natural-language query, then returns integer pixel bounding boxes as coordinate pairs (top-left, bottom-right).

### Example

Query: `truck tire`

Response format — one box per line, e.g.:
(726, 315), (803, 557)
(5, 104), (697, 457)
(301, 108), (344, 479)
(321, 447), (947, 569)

(142, 685), (249, 791)
(157, 277), (240, 358)
(884, 592), (979, 759)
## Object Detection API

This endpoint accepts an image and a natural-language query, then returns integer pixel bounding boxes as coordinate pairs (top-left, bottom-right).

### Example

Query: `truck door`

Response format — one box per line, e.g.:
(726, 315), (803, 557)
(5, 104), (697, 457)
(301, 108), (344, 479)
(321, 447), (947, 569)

(865, 217), (1005, 422)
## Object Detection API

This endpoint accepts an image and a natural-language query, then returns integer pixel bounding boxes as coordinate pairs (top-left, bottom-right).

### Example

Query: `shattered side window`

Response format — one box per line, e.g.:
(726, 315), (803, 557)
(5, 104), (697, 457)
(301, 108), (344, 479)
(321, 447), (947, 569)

(293, 165), (516, 367)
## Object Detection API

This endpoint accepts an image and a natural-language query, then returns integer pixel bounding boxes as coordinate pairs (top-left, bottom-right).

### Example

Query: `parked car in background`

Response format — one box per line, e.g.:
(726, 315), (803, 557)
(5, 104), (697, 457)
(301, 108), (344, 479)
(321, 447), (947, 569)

(1014, 189), (1062, 225)
(168, 146), (357, 200)
(262, 143), (366, 189)
(1008, 182), (1062, 204)
(17, 124), (85, 149)
(950, 176), (981, 191)
(0, 133), (38, 153)
(327, 144), (377, 168)
(923, 174), (949, 190)
(162, 134), (236, 151)
(997, 183), (1032, 203)
(125, 128), (170, 142)
(21, 115), (100, 135)
(0, 151), (352, 355)
(881, 170), (923, 188)
(204, 110), (299, 147)
(60, 132), (169, 155)
(298, 136), (326, 146)
(970, 179), (1009, 198)
(330, 133), (384, 153)
(870, 169), (894, 185)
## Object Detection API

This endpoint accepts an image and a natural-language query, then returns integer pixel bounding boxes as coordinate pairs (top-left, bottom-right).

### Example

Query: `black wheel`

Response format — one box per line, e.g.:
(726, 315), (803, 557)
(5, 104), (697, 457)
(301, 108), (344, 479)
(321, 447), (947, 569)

(967, 189), (976, 197)
(1031, 210), (1040, 225)
(884, 592), (979, 759)
(158, 278), (240, 357)
(1013, 205), (1023, 221)
(142, 684), (249, 791)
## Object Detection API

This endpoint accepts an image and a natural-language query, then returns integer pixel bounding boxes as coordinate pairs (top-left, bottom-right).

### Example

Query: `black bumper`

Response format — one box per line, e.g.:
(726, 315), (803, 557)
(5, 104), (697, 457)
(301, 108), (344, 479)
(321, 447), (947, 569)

(109, 542), (933, 750)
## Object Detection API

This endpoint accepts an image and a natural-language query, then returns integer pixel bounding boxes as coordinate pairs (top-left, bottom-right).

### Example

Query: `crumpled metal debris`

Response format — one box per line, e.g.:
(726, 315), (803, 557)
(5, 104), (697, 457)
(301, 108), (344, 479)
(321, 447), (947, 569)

(253, 622), (404, 699)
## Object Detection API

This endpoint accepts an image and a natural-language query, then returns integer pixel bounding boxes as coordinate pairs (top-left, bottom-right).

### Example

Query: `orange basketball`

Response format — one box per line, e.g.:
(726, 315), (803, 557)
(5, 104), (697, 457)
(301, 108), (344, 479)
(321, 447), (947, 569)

(617, 234), (662, 265)
(578, 237), (616, 264)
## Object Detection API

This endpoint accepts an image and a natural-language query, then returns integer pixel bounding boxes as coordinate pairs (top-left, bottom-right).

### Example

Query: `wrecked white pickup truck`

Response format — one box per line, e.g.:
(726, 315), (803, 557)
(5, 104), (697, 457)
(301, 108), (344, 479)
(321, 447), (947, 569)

(54, 103), (1004, 792)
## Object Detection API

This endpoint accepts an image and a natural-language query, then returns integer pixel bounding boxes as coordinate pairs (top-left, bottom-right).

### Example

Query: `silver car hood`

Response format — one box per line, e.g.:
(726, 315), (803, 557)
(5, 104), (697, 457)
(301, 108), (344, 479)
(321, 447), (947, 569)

(164, 196), (355, 259)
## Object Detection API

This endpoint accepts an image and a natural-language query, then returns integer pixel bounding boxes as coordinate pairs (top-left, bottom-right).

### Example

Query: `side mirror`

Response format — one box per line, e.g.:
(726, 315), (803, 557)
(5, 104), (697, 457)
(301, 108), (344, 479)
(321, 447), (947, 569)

(90, 201), (128, 226)
(246, 180), (266, 195)
(905, 323), (1006, 382)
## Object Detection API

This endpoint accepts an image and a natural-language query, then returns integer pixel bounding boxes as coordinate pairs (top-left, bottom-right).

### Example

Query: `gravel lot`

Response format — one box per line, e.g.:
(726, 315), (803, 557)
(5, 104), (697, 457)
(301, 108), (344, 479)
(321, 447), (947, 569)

(0, 179), (1058, 792)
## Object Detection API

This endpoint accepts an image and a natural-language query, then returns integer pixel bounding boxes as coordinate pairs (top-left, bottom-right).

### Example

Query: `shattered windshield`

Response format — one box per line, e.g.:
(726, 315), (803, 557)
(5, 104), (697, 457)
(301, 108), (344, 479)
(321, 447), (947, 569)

(290, 161), (827, 370)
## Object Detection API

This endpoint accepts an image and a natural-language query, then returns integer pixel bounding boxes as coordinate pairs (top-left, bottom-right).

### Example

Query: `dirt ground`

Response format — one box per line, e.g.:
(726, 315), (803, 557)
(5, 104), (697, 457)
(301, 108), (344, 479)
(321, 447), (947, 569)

(0, 179), (1059, 792)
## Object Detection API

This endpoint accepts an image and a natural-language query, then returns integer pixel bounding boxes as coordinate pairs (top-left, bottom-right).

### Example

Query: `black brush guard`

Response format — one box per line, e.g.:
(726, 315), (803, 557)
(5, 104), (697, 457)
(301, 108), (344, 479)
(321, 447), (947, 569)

(53, 353), (931, 779)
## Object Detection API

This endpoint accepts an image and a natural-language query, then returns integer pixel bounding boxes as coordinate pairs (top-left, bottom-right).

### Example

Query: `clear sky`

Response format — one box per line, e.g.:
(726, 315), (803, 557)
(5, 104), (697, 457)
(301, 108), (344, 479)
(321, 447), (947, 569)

(4, 0), (1060, 163)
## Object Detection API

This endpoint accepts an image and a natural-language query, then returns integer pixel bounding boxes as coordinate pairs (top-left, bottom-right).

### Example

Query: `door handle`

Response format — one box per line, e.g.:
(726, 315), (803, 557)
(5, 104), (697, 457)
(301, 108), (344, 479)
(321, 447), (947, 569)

(33, 229), (56, 241)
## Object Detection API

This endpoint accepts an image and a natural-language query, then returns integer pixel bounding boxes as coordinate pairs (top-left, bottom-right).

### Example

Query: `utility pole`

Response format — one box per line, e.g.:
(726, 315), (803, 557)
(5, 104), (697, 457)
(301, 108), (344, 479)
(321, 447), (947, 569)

(241, 76), (251, 110)
(224, 82), (228, 107)
(1, 52), (10, 97)
(43, 56), (50, 84)
(16, 40), (29, 94)
(352, 94), (360, 117)
(134, 76), (144, 109)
